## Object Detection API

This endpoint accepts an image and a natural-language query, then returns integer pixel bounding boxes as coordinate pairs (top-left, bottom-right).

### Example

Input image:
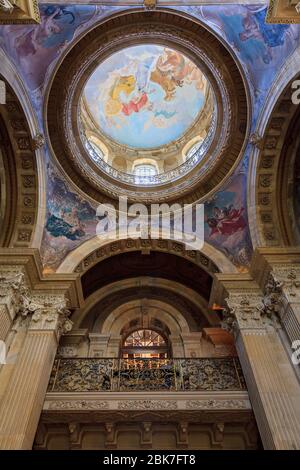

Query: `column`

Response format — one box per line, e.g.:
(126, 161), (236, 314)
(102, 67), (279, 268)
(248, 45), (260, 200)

(0, 293), (72, 450)
(221, 286), (300, 450)
(259, 250), (300, 347)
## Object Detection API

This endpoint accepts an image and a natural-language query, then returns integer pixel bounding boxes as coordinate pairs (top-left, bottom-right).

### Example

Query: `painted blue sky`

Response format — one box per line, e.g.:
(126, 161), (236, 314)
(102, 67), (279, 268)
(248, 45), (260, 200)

(84, 45), (207, 149)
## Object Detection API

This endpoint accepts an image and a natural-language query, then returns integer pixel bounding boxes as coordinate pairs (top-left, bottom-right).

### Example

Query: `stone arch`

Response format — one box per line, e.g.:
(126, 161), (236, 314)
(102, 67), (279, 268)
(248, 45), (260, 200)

(101, 298), (190, 335)
(101, 299), (192, 336)
(72, 277), (217, 329)
(0, 73), (41, 248)
(57, 236), (238, 275)
(248, 57), (300, 248)
(99, 298), (192, 358)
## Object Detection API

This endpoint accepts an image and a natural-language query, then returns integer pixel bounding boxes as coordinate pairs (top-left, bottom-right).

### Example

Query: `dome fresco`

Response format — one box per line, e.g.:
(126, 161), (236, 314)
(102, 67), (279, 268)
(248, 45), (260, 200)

(82, 45), (209, 150)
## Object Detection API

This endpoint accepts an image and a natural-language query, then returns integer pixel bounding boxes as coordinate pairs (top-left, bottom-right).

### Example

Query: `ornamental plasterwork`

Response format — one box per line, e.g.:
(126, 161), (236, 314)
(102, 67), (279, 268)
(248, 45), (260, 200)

(47, 400), (109, 411)
(43, 398), (250, 412)
(118, 400), (178, 410)
(186, 400), (250, 410)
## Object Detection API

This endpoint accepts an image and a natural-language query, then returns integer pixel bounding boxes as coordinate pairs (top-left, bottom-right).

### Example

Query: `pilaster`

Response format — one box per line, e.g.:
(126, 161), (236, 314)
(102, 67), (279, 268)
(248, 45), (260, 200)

(0, 249), (80, 450)
(214, 249), (300, 450)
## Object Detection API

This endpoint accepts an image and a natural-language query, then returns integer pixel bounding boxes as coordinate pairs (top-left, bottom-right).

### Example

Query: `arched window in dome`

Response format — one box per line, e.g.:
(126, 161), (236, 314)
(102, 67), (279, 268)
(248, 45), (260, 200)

(134, 164), (157, 184)
(122, 329), (169, 359)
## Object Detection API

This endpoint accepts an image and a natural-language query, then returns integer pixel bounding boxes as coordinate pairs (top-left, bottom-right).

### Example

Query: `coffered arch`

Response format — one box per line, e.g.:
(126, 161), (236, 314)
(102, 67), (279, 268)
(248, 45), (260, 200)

(57, 236), (238, 275)
(249, 74), (300, 247)
(248, 45), (300, 248)
(0, 76), (40, 248)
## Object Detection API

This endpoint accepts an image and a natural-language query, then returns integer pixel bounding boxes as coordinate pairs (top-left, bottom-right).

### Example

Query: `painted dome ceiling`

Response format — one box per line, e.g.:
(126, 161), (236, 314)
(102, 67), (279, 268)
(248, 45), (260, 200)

(80, 44), (216, 184)
(47, 11), (248, 204)
(82, 45), (210, 150)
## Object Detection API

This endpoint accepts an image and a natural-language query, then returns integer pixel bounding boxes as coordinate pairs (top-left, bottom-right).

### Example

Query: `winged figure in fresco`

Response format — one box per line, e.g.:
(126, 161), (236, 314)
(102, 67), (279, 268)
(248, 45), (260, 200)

(207, 205), (246, 237)
(239, 8), (289, 63)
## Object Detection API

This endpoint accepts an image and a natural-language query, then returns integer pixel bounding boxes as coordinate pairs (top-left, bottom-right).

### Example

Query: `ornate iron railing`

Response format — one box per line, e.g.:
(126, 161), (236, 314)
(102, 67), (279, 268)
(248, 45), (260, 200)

(81, 113), (217, 187)
(48, 358), (246, 393)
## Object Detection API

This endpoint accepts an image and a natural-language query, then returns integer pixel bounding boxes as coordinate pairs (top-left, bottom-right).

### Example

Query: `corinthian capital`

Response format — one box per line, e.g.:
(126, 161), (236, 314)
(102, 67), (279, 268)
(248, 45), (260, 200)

(20, 293), (73, 335)
(224, 292), (277, 334)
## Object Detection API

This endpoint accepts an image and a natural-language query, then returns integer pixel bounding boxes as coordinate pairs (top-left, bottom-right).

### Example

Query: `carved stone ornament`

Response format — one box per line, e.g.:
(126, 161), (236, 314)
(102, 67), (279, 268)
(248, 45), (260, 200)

(257, 274), (283, 325)
(0, 268), (26, 300)
(47, 400), (109, 410)
(18, 294), (73, 334)
(186, 400), (250, 410)
(249, 132), (263, 150)
(32, 133), (45, 150)
(223, 293), (278, 333)
(118, 400), (178, 410)
(271, 267), (300, 299)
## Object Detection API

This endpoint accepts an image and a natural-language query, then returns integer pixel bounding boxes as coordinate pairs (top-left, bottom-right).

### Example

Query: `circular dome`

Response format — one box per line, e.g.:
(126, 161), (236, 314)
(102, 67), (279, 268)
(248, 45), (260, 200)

(82, 45), (211, 150)
(80, 44), (216, 185)
(47, 11), (249, 204)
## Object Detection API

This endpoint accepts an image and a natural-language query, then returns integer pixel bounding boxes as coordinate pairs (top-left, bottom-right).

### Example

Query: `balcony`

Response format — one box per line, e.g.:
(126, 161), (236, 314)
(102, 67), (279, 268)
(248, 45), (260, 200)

(48, 357), (246, 393)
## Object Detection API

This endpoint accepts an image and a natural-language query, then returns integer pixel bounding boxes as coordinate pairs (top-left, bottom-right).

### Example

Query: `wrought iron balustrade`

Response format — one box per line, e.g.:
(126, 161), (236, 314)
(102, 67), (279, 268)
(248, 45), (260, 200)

(48, 357), (246, 393)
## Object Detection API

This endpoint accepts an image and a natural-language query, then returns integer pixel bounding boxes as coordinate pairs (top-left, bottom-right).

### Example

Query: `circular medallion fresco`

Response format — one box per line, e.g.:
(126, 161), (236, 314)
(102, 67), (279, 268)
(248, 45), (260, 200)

(83, 45), (208, 150)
